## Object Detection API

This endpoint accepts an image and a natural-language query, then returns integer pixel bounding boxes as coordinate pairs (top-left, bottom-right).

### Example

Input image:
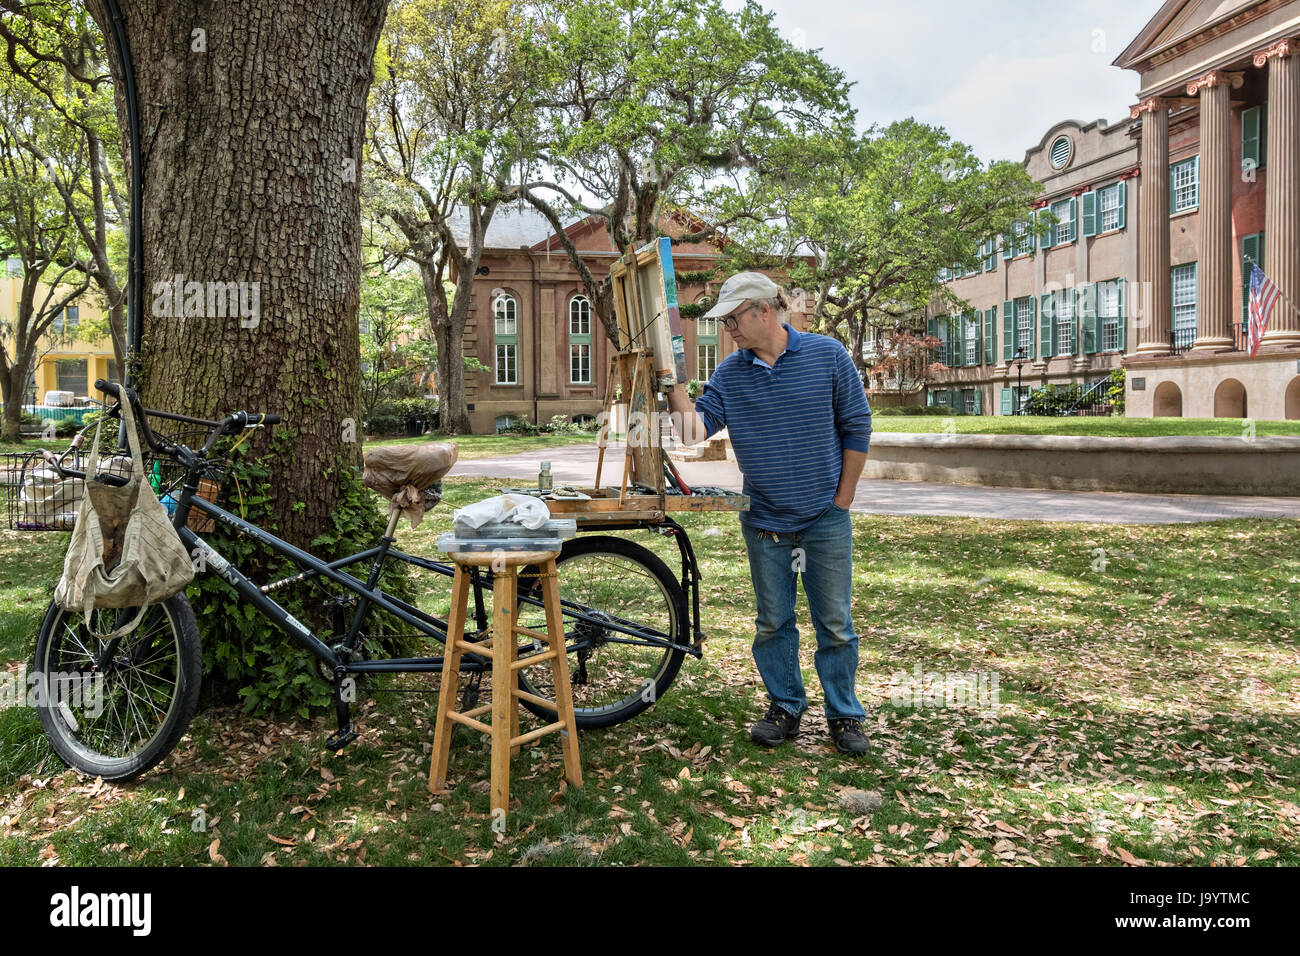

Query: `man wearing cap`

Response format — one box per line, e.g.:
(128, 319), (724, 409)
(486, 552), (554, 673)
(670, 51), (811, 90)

(665, 271), (873, 756)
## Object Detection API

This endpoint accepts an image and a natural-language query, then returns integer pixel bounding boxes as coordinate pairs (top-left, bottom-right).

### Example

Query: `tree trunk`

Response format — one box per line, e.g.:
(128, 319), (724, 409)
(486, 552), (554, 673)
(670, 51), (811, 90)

(88, 0), (387, 549)
(1, 347), (37, 442)
(1, 368), (22, 442)
(86, 131), (127, 375)
(420, 261), (471, 435)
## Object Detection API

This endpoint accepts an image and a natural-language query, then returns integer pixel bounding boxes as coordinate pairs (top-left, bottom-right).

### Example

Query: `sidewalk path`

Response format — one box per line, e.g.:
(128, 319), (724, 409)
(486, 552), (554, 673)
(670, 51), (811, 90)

(448, 442), (1300, 524)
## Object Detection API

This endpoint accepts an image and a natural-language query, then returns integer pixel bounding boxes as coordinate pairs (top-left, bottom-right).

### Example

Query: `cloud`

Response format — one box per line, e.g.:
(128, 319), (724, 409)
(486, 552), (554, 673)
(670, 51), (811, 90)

(748, 0), (1155, 162)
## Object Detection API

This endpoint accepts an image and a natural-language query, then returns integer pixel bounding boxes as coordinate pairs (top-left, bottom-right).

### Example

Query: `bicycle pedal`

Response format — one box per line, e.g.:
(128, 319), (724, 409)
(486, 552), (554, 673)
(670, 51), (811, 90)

(326, 723), (359, 751)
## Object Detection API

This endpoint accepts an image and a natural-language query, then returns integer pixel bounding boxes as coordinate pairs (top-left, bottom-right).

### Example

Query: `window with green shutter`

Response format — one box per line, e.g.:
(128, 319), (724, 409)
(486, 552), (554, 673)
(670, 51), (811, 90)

(1027, 296), (1037, 359)
(1049, 197), (1076, 245)
(1010, 297), (1035, 360)
(1172, 262), (1198, 349)
(1081, 190), (1097, 238)
(1040, 293), (1054, 357)
(965, 312), (979, 365)
(1242, 105), (1267, 172)
(570, 295), (592, 384)
(1036, 208), (1050, 251)
(1000, 387), (1012, 415)
(1053, 287), (1076, 355)
(1098, 181), (1125, 232)
(948, 314), (963, 367)
(1002, 300), (1014, 360)
(494, 293), (519, 385)
(1082, 282), (1098, 354)
(1171, 157), (1199, 212)
(934, 316), (950, 366)
(1116, 277), (1127, 352)
(983, 239), (998, 272)
(697, 315), (719, 380)
(1241, 232), (1264, 330)
(984, 306), (996, 363)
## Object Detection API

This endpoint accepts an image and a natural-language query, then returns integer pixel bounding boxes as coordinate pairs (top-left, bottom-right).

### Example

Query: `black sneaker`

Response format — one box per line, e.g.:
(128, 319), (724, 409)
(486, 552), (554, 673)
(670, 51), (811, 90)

(829, 718), (871, 755)
(750, 703), (801, 746)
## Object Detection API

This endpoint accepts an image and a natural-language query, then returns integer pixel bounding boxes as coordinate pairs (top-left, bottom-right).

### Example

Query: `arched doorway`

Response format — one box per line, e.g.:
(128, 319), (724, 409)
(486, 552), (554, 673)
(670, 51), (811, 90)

(1286, 377), (1300, 420)
(1213, 378), (1247, 418)
(1153, 381), (1182, 417)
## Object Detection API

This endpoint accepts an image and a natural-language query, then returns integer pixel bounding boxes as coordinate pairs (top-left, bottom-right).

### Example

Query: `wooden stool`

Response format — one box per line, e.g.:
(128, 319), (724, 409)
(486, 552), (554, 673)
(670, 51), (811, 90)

(428, 549), (582, 822)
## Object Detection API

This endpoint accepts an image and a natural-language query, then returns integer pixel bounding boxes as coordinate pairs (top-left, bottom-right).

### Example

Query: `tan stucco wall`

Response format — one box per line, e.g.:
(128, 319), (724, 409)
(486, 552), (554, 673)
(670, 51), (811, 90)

(1126, 351), (1300, 418)
(862, 431), (1300, 494)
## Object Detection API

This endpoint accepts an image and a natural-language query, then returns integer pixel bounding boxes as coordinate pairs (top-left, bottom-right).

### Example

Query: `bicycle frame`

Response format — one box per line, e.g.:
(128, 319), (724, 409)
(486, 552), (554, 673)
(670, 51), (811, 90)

(168, 477), (702, 677)
(54, 387), (705, 748)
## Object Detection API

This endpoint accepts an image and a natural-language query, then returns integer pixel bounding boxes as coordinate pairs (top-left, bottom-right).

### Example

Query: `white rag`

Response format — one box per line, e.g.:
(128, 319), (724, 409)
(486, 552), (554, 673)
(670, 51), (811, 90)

(452, 493), (550, 533)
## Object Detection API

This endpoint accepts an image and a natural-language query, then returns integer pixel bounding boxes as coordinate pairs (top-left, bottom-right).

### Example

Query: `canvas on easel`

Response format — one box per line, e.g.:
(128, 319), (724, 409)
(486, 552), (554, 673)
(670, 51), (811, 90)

(609, 236), (688, 387)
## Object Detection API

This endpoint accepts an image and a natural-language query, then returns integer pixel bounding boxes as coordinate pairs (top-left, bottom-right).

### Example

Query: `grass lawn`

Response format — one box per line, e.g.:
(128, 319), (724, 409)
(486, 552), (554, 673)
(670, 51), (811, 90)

(871, 415), (1300, 437)
(0, 477), (1296, 866)
(0, 431), (595, 462)
(366, 432), (597, 460)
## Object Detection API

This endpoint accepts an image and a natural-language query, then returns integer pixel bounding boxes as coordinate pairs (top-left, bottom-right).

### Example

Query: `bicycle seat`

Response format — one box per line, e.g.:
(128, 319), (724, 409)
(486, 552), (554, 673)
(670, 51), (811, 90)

(363, 442), (459, 527)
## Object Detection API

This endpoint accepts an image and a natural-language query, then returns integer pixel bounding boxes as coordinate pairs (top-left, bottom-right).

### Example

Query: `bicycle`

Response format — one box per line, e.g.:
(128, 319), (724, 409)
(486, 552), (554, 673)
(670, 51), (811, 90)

(20, 381), (711, 782)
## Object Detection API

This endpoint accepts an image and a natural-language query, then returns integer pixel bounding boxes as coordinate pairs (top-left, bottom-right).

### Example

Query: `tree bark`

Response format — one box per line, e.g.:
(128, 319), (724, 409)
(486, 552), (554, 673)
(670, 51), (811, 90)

(419, 258), (470, 436)
(87, 0), (387, 548)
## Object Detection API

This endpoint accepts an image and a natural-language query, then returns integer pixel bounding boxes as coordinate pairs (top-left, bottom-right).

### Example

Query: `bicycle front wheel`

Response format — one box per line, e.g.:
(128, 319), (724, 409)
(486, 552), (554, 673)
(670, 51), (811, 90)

(33, 594), (202, 781)
(513, 535), (687, 729)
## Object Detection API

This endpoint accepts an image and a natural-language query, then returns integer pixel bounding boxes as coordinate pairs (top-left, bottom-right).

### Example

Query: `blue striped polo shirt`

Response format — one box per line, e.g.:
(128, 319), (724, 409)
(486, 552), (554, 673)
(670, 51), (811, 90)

(693, 324), (872, 532)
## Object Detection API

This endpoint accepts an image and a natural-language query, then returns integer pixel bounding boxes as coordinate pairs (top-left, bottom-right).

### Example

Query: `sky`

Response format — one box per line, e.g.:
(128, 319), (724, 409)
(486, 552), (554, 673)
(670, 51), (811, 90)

(748, 0), (1163, 164)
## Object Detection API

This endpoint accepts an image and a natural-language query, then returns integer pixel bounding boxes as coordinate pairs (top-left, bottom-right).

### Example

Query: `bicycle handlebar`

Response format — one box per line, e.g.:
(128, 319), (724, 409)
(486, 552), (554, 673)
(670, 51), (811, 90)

(93, 379), (282, 450)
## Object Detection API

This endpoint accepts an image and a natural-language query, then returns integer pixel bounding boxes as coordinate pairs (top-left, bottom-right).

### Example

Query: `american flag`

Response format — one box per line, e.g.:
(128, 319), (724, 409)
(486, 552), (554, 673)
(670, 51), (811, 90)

(1248, 262), (1279, 358)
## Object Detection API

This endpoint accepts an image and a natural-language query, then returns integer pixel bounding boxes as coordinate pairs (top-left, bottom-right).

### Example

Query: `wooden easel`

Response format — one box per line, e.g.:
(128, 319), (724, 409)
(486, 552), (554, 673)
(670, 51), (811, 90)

(542, 240), (748, 527)
(593, 348), (665, 508)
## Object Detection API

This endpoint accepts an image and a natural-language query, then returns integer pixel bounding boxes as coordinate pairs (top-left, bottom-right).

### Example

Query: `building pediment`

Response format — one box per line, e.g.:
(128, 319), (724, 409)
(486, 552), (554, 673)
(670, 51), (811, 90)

(1115, 0), (1262, 69)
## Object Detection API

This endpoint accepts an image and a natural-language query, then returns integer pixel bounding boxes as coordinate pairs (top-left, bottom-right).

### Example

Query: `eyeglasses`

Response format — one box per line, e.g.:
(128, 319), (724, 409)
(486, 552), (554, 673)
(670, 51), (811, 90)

(721, 303), (761, 332)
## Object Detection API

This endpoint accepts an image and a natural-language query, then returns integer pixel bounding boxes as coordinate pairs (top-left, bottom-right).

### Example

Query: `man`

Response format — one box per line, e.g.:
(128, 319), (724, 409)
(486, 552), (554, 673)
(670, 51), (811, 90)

(665, 271), (872, 755)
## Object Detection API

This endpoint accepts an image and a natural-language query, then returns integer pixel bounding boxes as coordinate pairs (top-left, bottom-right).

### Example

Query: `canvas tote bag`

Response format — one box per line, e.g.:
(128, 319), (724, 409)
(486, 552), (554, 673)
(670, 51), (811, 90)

(53, 395), (195, 639)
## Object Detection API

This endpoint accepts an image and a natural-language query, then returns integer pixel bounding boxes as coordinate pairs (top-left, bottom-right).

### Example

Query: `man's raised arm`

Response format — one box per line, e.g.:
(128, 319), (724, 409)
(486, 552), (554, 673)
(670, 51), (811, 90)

(665, 382), (715, 446)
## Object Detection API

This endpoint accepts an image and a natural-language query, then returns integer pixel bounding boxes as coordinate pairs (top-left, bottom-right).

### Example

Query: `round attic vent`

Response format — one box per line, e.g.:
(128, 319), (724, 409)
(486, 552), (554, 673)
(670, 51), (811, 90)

(1050, 135), (1073, 170)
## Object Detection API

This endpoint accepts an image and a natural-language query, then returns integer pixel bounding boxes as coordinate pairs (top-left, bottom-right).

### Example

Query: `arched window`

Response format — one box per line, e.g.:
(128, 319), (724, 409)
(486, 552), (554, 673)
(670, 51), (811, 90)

(494, 293), (518, 385)
(697, 307), (718, 381)
(569, 295), (591, 384)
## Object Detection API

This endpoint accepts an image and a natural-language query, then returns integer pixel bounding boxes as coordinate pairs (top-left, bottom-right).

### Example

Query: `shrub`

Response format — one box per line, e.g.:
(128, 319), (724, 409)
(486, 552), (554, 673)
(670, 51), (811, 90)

(391, 397), (438, 421)
(545, 414), (596, 435)
(363, 413), (403, 435)
(1025, 382), (1085, 416)
(1107, 367), (1126, 412)
(877, 405), (966, 416)
(189, 444), (415, 717)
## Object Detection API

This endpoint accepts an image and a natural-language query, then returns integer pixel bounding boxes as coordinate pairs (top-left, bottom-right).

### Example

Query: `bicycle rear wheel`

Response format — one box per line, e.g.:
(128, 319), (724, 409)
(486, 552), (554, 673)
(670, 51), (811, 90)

(512, 535), (687, 729)
(33, 594), (202, 781)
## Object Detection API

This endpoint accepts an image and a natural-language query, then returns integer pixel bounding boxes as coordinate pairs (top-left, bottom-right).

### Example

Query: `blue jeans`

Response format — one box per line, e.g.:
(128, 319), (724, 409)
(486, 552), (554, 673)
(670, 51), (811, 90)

(740, 504), (865, 722)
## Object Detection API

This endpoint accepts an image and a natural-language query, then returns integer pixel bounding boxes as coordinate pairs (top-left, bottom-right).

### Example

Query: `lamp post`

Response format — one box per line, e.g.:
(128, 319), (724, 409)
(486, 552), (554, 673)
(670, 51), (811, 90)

(1013, 347), (1026, 415)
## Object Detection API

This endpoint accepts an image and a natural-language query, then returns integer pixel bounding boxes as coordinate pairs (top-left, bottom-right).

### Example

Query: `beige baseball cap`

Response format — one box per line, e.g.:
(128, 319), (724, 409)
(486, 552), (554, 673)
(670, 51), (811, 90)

(703, 271), (781, 318)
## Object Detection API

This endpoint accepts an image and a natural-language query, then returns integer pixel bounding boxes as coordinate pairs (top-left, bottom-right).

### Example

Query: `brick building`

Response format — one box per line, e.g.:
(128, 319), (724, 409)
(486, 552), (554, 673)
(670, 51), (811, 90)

(448, 207), (812, 434)
(931, 0), (1300, 419)
(928, 117), (1138, 415)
